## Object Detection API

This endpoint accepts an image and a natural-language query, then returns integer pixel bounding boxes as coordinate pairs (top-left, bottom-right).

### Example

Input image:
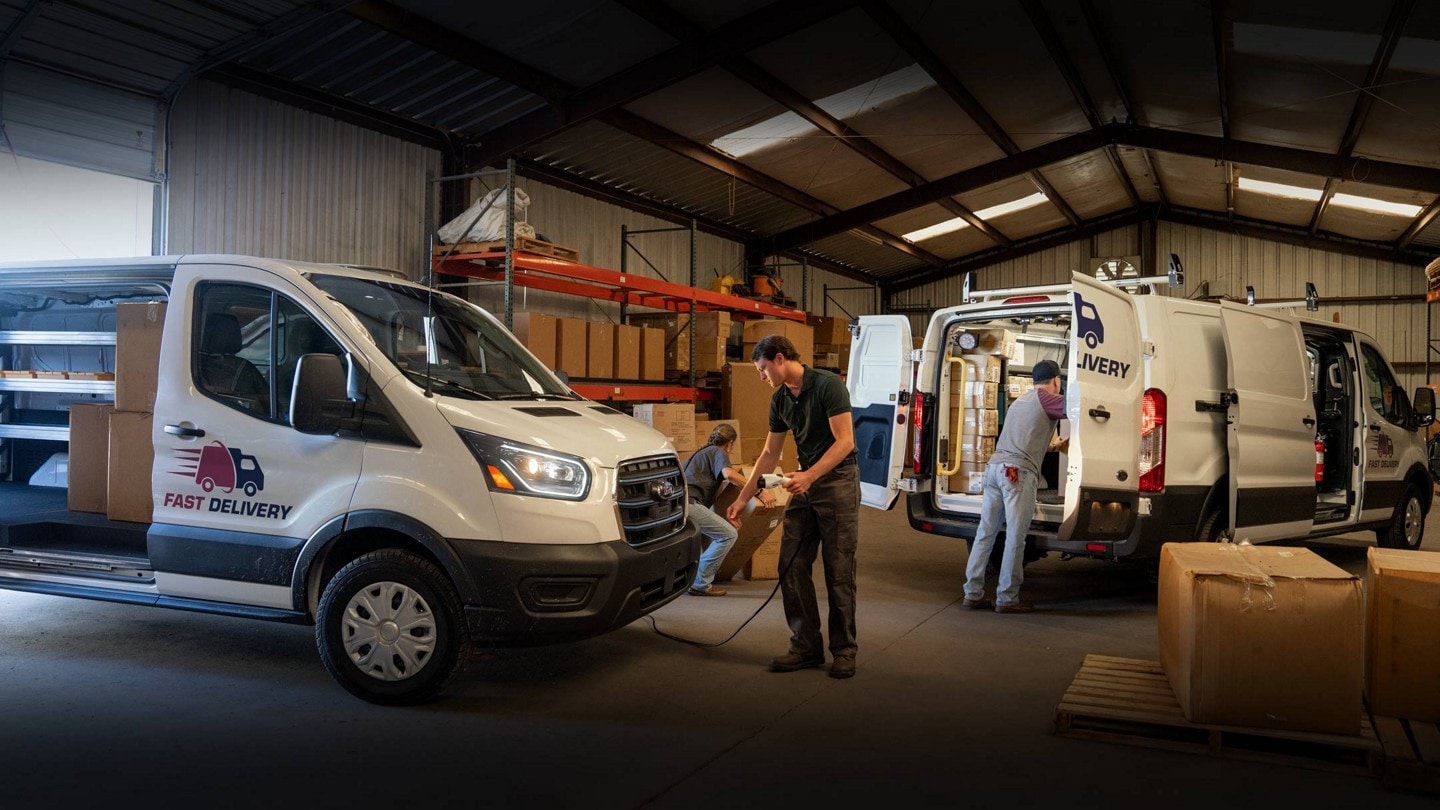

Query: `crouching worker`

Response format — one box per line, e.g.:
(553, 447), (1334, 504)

(685, 423), (775, 596)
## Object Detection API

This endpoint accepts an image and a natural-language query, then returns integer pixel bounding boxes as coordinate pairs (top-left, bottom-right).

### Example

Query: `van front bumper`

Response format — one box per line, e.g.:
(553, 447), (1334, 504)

(450, 522), (700, 646)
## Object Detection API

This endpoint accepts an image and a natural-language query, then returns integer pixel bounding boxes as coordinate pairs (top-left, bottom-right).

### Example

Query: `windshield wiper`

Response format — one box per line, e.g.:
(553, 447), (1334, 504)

(492, 392), (579, 401)
(400, 368), (495, 400)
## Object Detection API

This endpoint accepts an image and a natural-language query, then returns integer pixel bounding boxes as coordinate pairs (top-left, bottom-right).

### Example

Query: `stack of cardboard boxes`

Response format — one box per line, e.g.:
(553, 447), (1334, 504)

(69, 301), (164, 524)
(807, 315), (850, 371)
(947, 349), (1006, 495)
(629, 311), (730, 375)
(720, 318), (816, 469)
(511, 312), (666, 382)
(630, 403), (697, 454)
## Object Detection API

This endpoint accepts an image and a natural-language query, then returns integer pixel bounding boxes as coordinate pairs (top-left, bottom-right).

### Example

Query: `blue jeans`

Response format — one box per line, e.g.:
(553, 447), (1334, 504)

(964, 462), (1036, 607)
(689, 501), (738, 590)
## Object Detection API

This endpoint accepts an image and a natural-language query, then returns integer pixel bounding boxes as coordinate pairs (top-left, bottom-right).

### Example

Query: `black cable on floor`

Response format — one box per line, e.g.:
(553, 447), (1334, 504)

(646, 541), (802, 649)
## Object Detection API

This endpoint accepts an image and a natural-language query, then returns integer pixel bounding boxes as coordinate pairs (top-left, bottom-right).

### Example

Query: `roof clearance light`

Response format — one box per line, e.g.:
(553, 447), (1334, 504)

(1330, 193), (1424, 217)
(1001, 295), (1053, 305)
(1235, 177), (1323, 201)
(903, 193), (1050, 242)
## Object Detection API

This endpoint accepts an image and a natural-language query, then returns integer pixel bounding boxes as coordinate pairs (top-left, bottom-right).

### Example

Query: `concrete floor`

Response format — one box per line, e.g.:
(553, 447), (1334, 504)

(1, 504), (1437, 809)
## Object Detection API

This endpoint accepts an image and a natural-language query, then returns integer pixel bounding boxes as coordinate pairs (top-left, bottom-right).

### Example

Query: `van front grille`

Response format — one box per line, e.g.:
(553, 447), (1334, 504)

(615, 455), (686, 547)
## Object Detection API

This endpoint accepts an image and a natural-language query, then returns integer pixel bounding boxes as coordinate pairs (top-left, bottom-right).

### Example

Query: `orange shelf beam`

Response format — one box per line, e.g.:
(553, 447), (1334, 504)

(433, 251), (806, 322)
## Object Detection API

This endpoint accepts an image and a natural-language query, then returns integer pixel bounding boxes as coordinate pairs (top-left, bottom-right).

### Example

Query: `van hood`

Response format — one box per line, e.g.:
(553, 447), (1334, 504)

(435, 398), (675, 468)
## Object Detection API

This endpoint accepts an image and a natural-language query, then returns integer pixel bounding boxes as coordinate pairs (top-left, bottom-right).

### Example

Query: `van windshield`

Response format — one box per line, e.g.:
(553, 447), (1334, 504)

(309, 274), (576, 402)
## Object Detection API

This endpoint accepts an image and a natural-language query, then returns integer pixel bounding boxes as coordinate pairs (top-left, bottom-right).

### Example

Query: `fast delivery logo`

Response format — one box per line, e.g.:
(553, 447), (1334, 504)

(1073, 292), (1130, 380)
(164, 441), (293, 520)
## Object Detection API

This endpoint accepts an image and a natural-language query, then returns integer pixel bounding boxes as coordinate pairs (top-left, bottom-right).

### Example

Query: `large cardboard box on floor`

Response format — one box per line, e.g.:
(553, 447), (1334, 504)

(631, 403), (697, 452)
(556, 317), (587, 378)
(68, 402), (114, 514)
(1366, 547), (1440, 722)
(511, 312), (557, 368)
(1158, 542), (1364, 735)
(115, 301), (166, 412)
(710, 466), (790, 582)
(744, 526), (784, 580)
(107, 410), (154, 523)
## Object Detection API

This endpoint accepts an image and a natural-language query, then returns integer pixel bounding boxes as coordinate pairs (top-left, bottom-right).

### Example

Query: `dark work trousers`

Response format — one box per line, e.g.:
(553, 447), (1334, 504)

(778, 461), (860, 659)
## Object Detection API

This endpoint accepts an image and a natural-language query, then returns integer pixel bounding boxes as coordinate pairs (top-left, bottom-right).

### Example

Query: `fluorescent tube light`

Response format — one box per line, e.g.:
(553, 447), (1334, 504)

(1236, 177), (1323, 201)
(902, 193), (1050, 242)
(1329, 193), (1423, 217)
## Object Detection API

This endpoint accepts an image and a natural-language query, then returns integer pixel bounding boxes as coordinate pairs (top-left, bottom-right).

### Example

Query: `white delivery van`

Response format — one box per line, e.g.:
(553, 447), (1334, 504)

(850, 265), (1435, 567)
(0, 256), (699, 704)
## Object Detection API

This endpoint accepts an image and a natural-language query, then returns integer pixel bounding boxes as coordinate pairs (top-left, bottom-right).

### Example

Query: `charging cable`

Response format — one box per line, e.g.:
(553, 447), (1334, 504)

(646, 474), (800, 649)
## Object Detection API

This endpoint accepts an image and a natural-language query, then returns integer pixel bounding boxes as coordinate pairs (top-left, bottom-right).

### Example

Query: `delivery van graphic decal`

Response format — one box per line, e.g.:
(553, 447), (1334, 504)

(1073, 291), (1130, 381)
(164, 441), (293, 520)
(1369, 431), (1398, 469)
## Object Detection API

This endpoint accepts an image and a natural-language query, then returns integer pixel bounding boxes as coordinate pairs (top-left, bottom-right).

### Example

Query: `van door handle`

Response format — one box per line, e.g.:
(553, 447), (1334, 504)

(1088, 407), (1110, 421)
(1302, 416), (1316, 427)
(165, 424), (206, 438)
(1368, 424), (1382, 433)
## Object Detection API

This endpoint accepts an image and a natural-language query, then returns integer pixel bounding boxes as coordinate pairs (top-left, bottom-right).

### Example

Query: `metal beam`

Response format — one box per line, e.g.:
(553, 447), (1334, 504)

(203, 62), (453, 151)
(1308, 0), (1414, 235)
(1162, 205), (1437, 266)
(456, 0), (858, 164)
(0, 0), (50, 59)
(886, 206), (1155, 293)
(164, 1), (352, 98)
(1397, 197), (1440, 250)
(765, 126), (1116, 255)
(866, 0), (1081, 226)
(1074, 0), (1144, 207)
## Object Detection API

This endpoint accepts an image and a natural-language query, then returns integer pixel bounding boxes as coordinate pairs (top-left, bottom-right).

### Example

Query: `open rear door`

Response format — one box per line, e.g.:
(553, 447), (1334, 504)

(1059, 274), (1144, 542)
(1219, 303), (1315, 542)
(848, 315), (911, 510)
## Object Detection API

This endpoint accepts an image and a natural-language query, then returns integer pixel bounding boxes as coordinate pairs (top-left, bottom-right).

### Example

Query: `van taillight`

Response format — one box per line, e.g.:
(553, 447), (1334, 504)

(912, 393), (924, 474)
(1139, 388), (1166, 492)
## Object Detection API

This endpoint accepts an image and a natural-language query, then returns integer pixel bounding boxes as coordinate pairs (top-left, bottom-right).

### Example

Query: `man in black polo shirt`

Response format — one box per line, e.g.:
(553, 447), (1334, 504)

(727, 335), (860, 679)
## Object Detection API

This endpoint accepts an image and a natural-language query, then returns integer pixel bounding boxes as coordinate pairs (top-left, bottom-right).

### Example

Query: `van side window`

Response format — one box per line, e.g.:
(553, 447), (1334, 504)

(1360, 344), (1403, 426)
(194, 284), (340, 424)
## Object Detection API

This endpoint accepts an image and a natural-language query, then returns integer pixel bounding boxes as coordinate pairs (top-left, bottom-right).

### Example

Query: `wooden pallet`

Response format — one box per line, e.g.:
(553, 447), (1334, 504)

(433, 237), (580, 263)
(1055, 655), (1381, 776)
(1374, 715), (1440, 795)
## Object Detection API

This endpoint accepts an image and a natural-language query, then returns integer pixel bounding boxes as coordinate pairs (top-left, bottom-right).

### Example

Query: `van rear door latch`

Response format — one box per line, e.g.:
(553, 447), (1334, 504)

(1195, 391), (1236, 413)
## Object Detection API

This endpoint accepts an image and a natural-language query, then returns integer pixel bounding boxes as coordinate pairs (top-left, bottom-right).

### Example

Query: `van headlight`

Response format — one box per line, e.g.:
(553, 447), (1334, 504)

(458, 430), (591, 500)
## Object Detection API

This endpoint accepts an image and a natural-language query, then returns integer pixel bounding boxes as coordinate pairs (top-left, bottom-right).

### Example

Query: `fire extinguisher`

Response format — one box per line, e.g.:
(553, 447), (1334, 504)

(1314, 433), (1326, 482)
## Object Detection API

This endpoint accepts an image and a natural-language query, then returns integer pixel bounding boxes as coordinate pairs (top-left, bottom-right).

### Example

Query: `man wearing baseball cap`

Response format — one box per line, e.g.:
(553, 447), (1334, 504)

(962, 358), (1067, 613)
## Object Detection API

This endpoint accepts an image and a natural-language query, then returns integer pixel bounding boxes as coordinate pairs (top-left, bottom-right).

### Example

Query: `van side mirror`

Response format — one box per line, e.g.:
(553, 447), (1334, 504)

(1413, 386), (1436, 428)
(291, 353), (352, 435)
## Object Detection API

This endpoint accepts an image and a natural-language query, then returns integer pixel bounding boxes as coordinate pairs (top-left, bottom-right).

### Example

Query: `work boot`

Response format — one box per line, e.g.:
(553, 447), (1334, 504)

(829, 655), (856, 679)
(688, 586), (727, 596)
(962, 596), (993, 610)
(770, 652), (824, 672)
(995, 601), (1035, 614)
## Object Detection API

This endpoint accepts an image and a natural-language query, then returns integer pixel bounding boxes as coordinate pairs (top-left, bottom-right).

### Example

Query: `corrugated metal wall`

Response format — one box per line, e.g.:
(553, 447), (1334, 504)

(892, 221), (1435, 390)
(165, 80), (440, 273)
(0, 62), (159, 182)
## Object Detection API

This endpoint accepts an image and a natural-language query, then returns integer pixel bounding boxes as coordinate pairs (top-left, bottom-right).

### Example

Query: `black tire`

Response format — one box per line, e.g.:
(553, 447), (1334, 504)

(1376, 483), (1425, 551)
(316, 549), (469, 706)
(1196, 505), (1228, 543)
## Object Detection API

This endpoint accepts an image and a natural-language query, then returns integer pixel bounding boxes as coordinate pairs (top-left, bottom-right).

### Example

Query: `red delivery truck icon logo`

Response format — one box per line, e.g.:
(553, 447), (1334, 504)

(181, 441), (266, 497)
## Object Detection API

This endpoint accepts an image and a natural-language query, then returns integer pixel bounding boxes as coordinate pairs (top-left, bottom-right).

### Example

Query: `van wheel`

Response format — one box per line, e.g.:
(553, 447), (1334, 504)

(316, 549), (469, 705)
(1196, 507), (1228, 542)
(1376, 483), (1425, 551)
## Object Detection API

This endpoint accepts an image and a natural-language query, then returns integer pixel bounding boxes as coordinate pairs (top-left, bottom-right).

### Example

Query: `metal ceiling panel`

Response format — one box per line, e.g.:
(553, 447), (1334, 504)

(622, 66), (786, 145)
(1030, 152), (1132, 220)
(736, 136), (912, 212)
(1150, 152), (1227, 211)
(844, 84), (1005, 182)
(1350, 0), (1440, 169)
(803, 231), (916, 279)
(744, 7), (906, 103)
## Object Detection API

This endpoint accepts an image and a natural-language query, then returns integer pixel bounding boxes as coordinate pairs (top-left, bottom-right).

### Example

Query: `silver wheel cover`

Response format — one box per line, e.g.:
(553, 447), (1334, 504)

(342, 581), (437, 682)
(1404, 497), (1423, 547)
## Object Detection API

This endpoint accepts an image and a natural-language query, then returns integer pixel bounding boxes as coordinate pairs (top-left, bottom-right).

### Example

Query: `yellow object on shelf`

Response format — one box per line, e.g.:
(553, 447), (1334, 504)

(711, 274), (737, 295)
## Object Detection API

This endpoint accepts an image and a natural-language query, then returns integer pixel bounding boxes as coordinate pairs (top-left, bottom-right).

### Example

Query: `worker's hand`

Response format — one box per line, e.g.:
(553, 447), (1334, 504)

(756, 490), (777, 509)
(726, 499), (746, 524)
(1050, 437), (1070, 454)
(782, 470), (814, 496)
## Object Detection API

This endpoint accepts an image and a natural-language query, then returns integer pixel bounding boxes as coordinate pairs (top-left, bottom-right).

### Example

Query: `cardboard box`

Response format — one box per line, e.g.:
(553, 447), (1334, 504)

(737, 437), (768, 466)
(741, 319), (813, 368)
(631, 312), (732, 372)
(68, 402), (114, 514)
(806, 315), (850, 345)
(631, 403), (697, 452)
(960, 435), (995, 462)
(950, 381), (999, 410)
(586, 321), (615, 379)
(115, 301), (166, 412)
(952, 327), (1016, 359)
(711, 466), (790, 582)
(1366, 547), (1440, 722)
(511, 312), (557, 368)
(816, 342), (851, 372)
(614, 324), (641, 380)
(947, 461), (987, 494)
(1006, 378), (1035, 400)
(693, 419), (741, 451)
(960, 354), (1003, 385)
(556, 318), (587, 378)
(640, 327), (665, 381)
(1158, 542), (1364, 734)
(722, 362), (776, 442)
(744, 525), (784, 580)
(107, 410), (154, 523)
(962, 408), (999, 437)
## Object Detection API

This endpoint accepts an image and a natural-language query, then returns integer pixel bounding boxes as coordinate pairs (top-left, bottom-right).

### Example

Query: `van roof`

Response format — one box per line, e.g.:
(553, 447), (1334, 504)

(0, 254), (416, 288)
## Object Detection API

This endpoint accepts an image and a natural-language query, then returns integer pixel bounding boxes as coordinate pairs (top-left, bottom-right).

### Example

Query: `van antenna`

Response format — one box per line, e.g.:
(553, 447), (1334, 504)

(1305, 282), (1318, 311)
(1246, 286), (1256, 306)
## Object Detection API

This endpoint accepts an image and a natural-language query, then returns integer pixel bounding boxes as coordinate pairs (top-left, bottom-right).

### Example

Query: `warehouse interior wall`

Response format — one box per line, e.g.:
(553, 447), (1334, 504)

(893, 222), (1433, 391)
(0, 155), (154, 262)
(165, 80), (441, 274)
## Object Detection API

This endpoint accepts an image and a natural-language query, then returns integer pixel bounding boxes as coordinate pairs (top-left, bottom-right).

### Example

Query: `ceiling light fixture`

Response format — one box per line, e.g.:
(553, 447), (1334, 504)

(902, 192), (1050, 243)
(1329, 193), (1424, 217)
(1235, 177), (1323, 201)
